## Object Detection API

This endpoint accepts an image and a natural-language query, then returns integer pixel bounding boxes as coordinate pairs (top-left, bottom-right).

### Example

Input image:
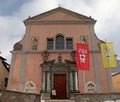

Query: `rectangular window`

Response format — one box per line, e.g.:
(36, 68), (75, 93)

(66, 38), (73, 50)
(47, 38), (54, 50)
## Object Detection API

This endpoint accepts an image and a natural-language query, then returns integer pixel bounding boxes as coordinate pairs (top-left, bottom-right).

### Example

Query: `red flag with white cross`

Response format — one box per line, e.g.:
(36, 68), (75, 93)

(76, 43), (89, 70)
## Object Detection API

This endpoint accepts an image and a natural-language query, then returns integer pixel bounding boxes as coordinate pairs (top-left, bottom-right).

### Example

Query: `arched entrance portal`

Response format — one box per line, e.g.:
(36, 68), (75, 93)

(41, 54), (79, 99)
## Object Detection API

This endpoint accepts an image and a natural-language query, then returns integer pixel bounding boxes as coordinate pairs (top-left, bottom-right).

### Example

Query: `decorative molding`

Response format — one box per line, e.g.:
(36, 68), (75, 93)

(41, 50), (50, 61)
(89, 50), (101, 53)
(71, 50), (76, 61)
(24, 81), (36, 93)
(58, 53), (62, 62)
(80, 36), (88, 44)
(11, 50), (101, 54)
(25, 20), (96, 25)
(25, 7), (95, 21)
(10, 50), (73, 54)
(85, 81), (96, 93)
(13, 43), (23, 51)
(41, 59), (55, 68)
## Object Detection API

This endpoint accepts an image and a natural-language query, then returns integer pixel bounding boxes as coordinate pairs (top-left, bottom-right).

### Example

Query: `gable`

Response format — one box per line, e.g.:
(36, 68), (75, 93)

(35, 11), (81, 20)
(25, 7), (95, 22)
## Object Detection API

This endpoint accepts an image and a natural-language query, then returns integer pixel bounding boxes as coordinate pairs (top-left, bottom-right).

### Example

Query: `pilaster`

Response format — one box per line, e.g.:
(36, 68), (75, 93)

(19, 25), (31, 91)
(89, 24), (102, 92)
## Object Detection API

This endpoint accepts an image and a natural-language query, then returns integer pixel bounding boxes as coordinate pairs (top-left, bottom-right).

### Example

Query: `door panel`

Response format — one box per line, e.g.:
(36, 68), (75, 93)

(53, 74), (67, 99)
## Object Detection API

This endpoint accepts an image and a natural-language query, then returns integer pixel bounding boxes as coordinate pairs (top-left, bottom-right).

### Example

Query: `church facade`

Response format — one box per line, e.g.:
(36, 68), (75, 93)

(7, 7), (113, 99)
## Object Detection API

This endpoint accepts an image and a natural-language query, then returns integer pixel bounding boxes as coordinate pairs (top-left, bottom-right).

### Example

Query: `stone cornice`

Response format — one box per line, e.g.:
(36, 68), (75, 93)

(10, 50), (72, 54)
(90, 50), (101, 53)
(24, 20), (96, 26)
(11, 50), (100, 54)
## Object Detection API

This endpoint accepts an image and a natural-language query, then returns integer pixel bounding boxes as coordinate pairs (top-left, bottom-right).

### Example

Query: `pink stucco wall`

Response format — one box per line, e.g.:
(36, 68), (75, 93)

(8, 7), (111, 94)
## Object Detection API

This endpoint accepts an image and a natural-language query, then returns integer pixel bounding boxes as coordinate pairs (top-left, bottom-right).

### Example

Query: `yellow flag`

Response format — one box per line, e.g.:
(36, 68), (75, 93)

(100, 42), (117, 68)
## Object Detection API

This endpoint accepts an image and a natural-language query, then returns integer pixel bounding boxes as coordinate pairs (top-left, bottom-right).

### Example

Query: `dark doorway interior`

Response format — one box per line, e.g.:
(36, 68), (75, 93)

(53, 74), (67, 99)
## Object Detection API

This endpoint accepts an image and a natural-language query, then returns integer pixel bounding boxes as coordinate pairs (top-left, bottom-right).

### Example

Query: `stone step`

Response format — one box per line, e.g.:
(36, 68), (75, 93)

(41, 99), (75, 102)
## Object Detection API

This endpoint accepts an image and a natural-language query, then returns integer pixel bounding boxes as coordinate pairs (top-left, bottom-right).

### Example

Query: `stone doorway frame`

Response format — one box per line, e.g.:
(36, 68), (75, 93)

(41, 57), (80, 99)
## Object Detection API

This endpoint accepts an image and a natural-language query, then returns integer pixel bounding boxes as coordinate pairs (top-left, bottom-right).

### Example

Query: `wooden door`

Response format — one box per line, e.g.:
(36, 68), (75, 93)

(53, 74), (67, 99)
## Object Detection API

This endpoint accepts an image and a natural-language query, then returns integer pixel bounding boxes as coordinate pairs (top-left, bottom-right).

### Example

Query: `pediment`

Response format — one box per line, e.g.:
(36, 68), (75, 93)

(25, 7), (95, 22)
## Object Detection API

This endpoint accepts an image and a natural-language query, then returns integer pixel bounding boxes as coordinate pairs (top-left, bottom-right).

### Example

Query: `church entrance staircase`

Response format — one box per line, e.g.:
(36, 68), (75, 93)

(41, 99), (75, 102)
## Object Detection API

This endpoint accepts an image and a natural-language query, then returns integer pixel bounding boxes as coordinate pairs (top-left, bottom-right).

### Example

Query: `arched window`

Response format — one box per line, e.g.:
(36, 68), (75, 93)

(32, 36), (39, 50)
(24, 81), (36, 93)
(85, 81), (96, 93)
(55, 35), (64, 50)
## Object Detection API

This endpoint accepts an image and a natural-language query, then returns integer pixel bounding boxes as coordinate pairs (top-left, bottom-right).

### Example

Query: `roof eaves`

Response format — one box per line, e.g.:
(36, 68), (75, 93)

(112, 71), (120, 76)
(2, 61), (10, 72)
(0, 56), (6, 60)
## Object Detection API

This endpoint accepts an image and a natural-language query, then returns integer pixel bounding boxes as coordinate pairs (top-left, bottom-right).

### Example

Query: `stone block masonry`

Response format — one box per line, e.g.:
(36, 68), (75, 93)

(75, 93), (120, 102)
(0, 89), (41, 102)
(1, 89), (120, 102)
